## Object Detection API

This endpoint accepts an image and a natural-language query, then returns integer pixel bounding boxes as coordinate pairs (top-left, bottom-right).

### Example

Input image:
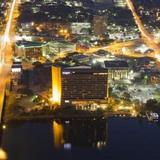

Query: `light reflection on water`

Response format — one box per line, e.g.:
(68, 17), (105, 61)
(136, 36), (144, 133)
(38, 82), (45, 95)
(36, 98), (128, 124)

(52, 119), (108, 150)
(53, 121), (64, 149)
(0, 148), (7, 160)
(1, 118), (160, 160)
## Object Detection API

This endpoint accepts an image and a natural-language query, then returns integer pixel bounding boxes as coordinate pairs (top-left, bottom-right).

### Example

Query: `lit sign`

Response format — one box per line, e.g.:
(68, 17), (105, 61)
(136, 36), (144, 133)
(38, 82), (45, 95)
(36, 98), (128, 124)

(93, 73), (108, 75)
(62, 72), (71, 75)
(64, 143), (72, 150)
(11, 68), (22, 73)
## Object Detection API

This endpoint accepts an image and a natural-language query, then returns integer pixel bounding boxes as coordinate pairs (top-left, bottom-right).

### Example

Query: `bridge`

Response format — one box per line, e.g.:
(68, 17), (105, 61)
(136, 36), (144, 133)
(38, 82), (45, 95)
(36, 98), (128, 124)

(0, 86), (7, 125)
(0, 0), (18, 126)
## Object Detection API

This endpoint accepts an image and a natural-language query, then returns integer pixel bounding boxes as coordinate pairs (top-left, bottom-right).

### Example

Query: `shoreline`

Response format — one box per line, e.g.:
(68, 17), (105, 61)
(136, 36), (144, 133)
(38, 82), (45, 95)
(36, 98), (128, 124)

(3, 112), (142, 124)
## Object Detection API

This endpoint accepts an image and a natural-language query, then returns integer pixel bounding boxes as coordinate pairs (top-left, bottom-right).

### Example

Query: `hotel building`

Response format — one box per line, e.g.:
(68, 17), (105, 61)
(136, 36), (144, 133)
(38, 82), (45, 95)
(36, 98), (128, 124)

(51, 66), (108, 106)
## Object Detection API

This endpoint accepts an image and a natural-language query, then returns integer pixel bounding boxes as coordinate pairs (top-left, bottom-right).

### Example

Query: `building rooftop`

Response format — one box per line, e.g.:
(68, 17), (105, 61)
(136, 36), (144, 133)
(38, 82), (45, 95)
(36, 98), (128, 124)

(48, 41), (75, 50)
(16, 41), (48, 48)
(104, 60), (129, 68)
(62, 66), (108, 74)
(65, 65), (92, 70)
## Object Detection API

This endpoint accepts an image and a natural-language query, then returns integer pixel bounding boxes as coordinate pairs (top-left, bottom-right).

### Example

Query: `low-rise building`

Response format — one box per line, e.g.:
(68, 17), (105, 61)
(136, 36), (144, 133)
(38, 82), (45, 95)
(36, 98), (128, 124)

(11, 62), (23, 90)
(48, 41), (76, 54)
(93, 15), (107, 36)
(71, 22), (91, 35)
(15, 41), (49, 59)
(104, 60), (129, 80)
(113, 0), (127, 8)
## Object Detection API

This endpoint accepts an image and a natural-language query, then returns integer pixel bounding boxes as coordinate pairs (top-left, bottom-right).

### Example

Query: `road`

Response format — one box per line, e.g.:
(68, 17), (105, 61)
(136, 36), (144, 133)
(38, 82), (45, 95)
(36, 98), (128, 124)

(52, 39), (157, 62)
(84, 0), (160, 59)
(126, 0), (160, 53)
(85, 40), (138, 55)
(0, 0), (18, 123)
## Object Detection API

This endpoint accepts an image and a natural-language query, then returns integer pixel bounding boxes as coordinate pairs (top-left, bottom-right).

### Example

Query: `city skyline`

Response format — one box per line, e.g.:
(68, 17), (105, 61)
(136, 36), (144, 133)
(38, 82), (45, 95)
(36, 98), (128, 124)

(0, 0), (160, 160)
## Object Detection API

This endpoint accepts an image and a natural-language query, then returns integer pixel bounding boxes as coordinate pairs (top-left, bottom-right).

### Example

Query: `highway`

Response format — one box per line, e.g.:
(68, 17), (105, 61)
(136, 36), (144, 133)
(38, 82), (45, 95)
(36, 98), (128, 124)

(52, 38), (159, 63)
(0, 0), (18, 123)
(53, 41), (137, 61)
(83, 0), (160, 60)
(126, 0), (160, 53)
(85, 40), (137, 55)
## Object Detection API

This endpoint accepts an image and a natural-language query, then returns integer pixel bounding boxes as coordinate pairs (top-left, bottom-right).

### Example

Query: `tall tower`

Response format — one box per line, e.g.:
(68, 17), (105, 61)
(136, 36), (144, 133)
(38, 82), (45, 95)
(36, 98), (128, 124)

(51, 67), (61, 105)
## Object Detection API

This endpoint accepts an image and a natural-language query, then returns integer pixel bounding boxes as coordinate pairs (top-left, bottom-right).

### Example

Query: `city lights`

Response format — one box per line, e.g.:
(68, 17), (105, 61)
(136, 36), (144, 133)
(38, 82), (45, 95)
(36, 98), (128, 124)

(0, 0), (160, 159)
(0, 0), (16, 63)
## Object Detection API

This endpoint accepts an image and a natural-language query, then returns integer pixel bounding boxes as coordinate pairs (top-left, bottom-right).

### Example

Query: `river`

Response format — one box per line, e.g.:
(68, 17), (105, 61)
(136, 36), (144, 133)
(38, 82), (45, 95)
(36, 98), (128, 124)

(1, 118), (160, 160)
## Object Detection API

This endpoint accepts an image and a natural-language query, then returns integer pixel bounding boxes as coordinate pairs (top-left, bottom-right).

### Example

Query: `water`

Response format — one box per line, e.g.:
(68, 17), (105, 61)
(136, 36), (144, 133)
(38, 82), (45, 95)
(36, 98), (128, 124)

(1, 118), (160, 160)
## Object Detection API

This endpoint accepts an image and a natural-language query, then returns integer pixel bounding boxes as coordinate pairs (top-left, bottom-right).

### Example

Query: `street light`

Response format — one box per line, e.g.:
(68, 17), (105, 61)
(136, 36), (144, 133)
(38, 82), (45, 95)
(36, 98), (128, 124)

(2, 125), (6, 130)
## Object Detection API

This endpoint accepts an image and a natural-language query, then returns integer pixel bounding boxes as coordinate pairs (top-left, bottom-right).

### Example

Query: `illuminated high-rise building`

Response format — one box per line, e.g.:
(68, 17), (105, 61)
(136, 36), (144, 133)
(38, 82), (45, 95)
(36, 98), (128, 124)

(51, 66), (108, 106)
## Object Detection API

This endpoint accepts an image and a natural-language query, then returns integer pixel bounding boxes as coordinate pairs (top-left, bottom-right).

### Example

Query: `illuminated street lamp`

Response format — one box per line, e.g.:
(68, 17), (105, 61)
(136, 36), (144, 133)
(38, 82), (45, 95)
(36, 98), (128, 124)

(59, 29), (70, 38)
(131, 110), (138, 117)
(2, 125), (6, 130)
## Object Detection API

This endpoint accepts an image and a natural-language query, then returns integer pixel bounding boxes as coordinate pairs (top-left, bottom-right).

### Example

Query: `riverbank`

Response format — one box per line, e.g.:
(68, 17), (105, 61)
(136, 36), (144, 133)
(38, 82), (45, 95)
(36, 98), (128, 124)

(3, 92), (144, 123)
(4, 105), (106, 123)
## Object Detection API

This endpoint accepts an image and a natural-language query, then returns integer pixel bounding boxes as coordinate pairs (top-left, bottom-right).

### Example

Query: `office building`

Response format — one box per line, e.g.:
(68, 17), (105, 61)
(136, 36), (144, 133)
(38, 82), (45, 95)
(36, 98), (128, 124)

(48, 41), (76, 54)
(11, 62), (23, 91)
(71, 22), (91, 35)
(15, 41), (48, 58)
(104, 60), (129, 80)
(113, 0), (127, 8)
